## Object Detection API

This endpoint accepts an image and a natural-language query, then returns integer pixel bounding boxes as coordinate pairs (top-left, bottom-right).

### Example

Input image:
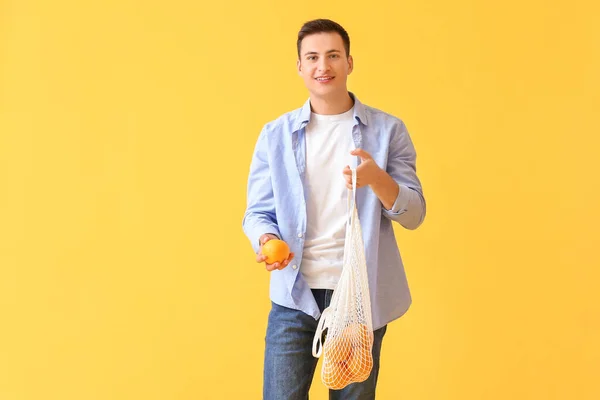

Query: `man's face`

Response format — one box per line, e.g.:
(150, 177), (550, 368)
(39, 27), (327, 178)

(297, 32), (353, 99)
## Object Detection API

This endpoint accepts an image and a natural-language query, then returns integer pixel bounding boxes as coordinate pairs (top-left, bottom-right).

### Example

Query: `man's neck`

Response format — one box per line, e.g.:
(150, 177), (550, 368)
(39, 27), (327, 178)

(309, 91), (354, 115)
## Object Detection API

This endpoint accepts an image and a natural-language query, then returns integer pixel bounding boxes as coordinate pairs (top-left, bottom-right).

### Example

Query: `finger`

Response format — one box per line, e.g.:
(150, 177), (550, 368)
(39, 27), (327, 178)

(280, 253), (295, 268)
(351, 148), (372, 161)
(279, 254), (290, 267)
(288, 252), (295, 261)
(265, 263), (276, 271)
(256, 253), (267, 263)
(282, 253), (296, 270)
(351, 148), (370, 159)
(265, 261), (281, 271)
(260, 235), (272, 245)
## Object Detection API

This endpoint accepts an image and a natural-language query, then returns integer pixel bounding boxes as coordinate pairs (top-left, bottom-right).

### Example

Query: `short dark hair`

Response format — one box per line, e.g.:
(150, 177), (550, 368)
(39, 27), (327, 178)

(297, 19), (350, 58)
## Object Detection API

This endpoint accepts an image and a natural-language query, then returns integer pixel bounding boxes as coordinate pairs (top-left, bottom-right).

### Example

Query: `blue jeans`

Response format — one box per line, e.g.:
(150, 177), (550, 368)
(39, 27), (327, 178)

(264, 289), (387, 400)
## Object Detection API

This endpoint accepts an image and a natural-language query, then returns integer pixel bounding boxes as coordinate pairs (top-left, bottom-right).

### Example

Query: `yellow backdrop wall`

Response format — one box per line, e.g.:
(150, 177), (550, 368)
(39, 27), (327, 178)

(1, 1), (599, 399)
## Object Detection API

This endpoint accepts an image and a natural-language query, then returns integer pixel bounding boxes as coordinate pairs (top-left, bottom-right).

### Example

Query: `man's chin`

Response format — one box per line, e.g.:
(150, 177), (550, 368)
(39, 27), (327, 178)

(309, 86), (344, 99)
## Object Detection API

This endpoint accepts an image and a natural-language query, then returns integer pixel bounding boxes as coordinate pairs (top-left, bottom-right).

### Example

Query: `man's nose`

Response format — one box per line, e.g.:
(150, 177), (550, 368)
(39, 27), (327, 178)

(318, 59), (330, 72)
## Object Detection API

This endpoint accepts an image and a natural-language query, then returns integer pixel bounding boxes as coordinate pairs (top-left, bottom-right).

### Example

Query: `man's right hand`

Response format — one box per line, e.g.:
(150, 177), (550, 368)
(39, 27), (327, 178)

(256, 234), (295, 271)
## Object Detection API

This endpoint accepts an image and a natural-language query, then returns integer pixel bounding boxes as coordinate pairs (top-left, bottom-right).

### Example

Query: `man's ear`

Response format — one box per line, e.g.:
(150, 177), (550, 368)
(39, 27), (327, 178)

(348, 55), (354, 75)
(297, 59), (302, 75)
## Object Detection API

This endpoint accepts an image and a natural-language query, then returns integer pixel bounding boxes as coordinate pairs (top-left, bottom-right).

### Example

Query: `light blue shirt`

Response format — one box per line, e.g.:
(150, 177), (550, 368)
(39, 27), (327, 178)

(242, 93), (426, 329)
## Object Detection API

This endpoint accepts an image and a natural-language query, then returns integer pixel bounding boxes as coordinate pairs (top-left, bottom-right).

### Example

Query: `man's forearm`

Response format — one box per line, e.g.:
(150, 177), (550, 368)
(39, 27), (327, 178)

(370, 168), (400, 210)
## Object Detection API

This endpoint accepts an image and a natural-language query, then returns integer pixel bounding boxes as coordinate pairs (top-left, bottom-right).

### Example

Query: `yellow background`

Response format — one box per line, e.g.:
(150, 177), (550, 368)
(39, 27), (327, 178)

(1, 0), (599, 399)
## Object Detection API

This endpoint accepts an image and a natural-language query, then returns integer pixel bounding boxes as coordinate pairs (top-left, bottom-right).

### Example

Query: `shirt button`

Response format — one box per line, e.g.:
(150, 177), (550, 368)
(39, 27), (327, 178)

(298, 233), (303, 238)
(292, 265), (298, 270)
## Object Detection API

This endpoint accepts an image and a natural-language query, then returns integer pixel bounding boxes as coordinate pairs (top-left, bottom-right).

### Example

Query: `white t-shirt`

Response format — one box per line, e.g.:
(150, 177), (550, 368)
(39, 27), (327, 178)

(301, 107), (356, 289)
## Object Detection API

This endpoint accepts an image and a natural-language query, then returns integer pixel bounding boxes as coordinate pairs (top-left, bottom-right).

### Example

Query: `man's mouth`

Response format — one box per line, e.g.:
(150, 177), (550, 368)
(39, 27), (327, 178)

(315, 76), (334, 82)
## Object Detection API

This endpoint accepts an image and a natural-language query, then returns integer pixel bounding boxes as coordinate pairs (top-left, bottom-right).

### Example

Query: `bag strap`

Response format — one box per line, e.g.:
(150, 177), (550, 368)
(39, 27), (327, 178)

(312, 307), (331, 358)
(342, 168), (357, 268)
(346, 167), (357, 230)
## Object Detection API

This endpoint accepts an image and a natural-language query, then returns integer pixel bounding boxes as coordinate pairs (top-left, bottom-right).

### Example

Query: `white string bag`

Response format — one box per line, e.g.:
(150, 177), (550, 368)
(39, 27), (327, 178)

(312, 168), (374, 390)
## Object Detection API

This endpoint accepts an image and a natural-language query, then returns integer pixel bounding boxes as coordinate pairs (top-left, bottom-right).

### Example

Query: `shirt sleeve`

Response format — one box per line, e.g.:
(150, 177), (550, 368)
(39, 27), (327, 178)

(387, 184), (411, 213)
(242, 127), (282, 254)
(382, 121), (426, 229)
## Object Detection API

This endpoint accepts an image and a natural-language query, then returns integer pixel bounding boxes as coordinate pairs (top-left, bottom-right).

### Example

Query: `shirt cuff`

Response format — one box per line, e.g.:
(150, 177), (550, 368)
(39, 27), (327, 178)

(248, 223), (281, 253)
(388, 184), (411, 214)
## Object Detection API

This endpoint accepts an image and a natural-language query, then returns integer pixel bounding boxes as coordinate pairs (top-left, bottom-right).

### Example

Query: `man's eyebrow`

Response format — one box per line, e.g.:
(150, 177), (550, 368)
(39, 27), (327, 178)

(303, 49), (342, 56)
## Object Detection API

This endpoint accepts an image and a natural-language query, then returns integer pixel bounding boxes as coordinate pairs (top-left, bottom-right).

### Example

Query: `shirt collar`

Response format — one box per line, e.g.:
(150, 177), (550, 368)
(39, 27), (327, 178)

(293, 91), (368, 132)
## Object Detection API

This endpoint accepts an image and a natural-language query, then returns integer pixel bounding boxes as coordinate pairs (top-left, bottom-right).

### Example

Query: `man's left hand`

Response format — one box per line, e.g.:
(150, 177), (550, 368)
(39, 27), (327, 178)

(343, 148), (383, 189)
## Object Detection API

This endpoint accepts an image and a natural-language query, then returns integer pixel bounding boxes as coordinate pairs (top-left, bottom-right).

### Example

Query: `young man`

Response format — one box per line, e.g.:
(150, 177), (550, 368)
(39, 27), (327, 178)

(242, 19), (426, 399)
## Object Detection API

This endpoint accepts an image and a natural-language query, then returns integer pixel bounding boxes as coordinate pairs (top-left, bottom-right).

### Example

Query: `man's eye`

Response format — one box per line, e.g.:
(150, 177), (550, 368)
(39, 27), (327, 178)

(330, 54), (339, 58)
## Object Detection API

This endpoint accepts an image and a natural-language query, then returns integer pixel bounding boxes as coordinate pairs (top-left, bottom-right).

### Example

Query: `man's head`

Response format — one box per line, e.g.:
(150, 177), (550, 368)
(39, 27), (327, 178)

(296, 19), (353, 100)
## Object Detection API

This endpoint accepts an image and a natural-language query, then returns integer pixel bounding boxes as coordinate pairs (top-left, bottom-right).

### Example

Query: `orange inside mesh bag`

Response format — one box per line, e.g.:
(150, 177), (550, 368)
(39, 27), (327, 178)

(321, 323), (374, 389)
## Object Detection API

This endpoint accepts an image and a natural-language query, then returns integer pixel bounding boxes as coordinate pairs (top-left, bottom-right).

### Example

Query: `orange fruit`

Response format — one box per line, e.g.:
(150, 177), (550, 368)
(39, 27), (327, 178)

(356, 323), (372, 348)
(347, 344), (373, 382)
(322, 359), (352, 390)
(336, 323), (373, 382)
(324, 334), (352, 364)
(261, 239), (290, 264)
(322, 330), (354, 390)
(342, 323), (372, 349)
(322, 324), (373, 387)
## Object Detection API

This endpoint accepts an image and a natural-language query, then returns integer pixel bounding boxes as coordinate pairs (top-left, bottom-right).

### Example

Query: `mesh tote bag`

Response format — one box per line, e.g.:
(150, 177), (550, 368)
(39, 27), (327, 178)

(312, 168), (374, 390)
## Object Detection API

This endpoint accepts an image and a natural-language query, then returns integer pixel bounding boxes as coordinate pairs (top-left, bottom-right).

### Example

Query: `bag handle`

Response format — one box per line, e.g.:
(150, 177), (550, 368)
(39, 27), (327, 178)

(346, 167), (357, 229)
(312, 307), (331, 358)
